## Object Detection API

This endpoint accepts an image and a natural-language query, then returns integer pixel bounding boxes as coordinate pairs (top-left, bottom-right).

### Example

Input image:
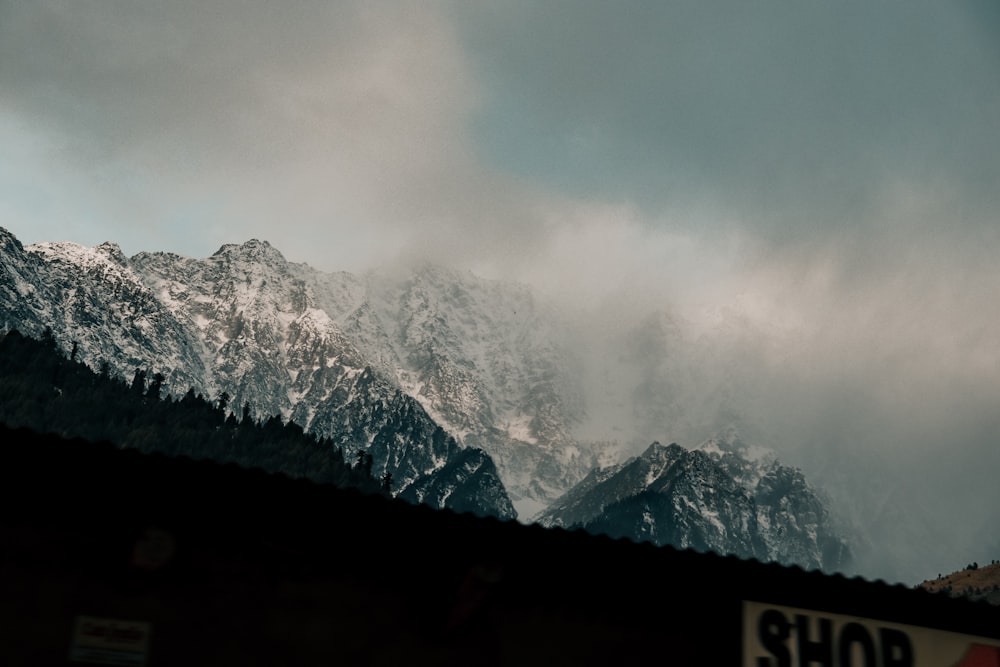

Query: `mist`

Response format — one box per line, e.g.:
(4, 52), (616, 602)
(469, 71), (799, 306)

(549, 235), (1000, 583)
(2, 1), (998, 584)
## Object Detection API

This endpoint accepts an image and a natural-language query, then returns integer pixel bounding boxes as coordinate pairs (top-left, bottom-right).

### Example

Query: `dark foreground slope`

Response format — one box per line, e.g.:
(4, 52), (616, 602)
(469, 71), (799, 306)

(1, 425), (998, 666)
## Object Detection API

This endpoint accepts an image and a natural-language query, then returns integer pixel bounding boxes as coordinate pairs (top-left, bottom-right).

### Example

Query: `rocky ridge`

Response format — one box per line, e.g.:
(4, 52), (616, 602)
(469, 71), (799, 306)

(537, 431), (851, 571)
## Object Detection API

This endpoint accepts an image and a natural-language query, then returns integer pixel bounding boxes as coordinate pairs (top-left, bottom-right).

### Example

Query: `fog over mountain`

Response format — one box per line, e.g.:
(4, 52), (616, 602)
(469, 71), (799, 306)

(2, 2), (998, 584)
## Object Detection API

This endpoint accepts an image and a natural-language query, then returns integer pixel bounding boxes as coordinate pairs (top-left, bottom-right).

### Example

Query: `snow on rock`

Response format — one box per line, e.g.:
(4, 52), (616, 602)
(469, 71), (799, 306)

(536, 438), (851, 573)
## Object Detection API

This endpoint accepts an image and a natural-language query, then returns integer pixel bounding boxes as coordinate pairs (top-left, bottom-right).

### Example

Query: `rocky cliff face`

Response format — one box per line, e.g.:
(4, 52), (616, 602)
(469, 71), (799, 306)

(128, 241), (594, 516)
(537, 433), (851, 572)
(297, 262), (598, 516)
(0, 228), (515, 519)
(1, 230), (208, 389)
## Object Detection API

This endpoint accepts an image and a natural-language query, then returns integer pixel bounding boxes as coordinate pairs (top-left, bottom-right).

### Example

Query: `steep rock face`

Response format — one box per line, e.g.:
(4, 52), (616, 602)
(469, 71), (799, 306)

(0, 229), (514, 520)
(131, 242), (513, 517)
(0, 228), (44, 332)
(140, 241), (590, 515)
(295, 262), (597, 516)
(130, 241), (339, 419)
(3, 236), (208, 389)
(302, 367), (457, 499)
(537, 435), (851, 572)
(398, 447), (515, 518)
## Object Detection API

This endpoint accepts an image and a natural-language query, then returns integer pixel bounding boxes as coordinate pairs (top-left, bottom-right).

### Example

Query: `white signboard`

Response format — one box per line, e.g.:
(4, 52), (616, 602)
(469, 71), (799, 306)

(69, 616), (151, 666)
(744, 600), (1000, 667)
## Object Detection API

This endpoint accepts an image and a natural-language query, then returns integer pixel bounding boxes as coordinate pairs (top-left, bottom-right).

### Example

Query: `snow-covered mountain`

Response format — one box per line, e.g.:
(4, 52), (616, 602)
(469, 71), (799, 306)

(2, 228), (619, 518)
(536, 431), (851, 572)
(285, 261), (602, 516)
(0, 227), (855, 571)
(0, 228), (518, 518)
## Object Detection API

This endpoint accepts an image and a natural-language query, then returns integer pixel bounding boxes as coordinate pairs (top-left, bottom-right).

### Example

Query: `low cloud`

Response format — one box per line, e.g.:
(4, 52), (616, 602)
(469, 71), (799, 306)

(0, 1), (549, 270)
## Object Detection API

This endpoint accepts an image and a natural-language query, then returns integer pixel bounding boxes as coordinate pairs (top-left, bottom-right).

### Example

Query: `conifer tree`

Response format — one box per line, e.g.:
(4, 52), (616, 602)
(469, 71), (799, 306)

(147, 372), (165, 401)
(130, 368), (147, 396)
(0, 329), (382, 495)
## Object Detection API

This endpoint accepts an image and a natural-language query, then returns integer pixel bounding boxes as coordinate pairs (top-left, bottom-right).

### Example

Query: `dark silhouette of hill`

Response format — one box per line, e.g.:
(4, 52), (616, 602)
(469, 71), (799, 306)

(1, 422), (999, 665)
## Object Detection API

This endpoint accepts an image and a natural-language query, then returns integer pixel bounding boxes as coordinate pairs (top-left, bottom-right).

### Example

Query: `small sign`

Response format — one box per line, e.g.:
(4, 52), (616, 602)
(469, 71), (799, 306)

(744, 600), (1000, 667)
(69, 616), (151, 666)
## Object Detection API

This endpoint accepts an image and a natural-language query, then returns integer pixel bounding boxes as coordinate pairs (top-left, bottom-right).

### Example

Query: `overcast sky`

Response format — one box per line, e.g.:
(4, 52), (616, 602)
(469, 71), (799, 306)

(2, 1), (999, 581)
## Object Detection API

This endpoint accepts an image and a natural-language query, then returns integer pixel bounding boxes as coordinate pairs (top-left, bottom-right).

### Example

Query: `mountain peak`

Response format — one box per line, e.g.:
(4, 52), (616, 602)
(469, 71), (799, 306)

(542, 433), (849, 572)
(27, 240), (129, 273)
(0, 226), (25, 254)
(212, 238), (286, 264)
(696, 428), (776, 465)
(94, 241), (128, 266)
(640, 441), (682, 459)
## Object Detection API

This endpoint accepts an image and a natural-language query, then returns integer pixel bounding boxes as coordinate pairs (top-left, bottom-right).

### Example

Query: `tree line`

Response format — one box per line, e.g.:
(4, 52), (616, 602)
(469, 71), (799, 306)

(0, 329), (382, 494)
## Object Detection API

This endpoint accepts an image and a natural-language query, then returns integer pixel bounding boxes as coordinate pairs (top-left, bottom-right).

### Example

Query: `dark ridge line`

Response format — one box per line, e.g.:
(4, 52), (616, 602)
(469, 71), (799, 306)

(3, 421), (994, 626)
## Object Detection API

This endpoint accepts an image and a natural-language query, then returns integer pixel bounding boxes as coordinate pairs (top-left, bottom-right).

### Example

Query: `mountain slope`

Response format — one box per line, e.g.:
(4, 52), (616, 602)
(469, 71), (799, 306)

(537, 434), (851, 571)
(298, 262), (597, 515)
(0, 228), (514, 519)
(0, 328), (380, 493)
(133, 243), (588, 514)
(920, 561), (1000, 606)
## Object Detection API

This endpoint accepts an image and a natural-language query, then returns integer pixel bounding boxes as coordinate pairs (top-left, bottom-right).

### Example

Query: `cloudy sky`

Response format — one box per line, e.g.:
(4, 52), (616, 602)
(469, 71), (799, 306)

(2, 1), (999, 580)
